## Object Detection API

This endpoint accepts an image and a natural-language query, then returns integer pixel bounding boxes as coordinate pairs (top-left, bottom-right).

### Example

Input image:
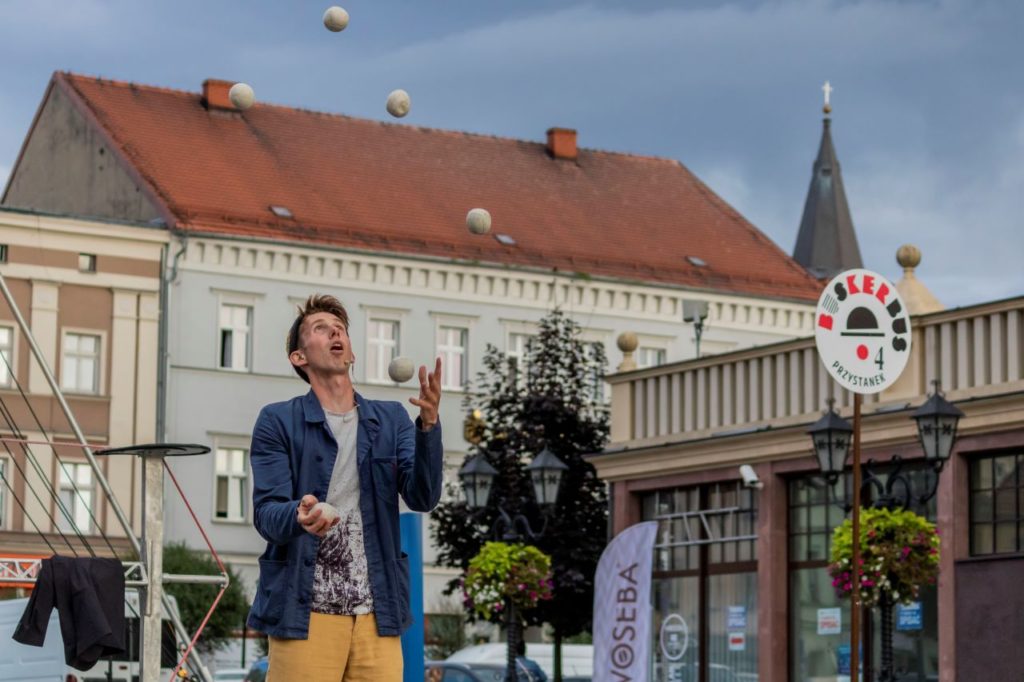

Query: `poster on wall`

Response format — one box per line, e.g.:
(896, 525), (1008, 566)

(896, 602), (923, 631)
(817, 607), (842, 635)
(592, 521), (659, 682)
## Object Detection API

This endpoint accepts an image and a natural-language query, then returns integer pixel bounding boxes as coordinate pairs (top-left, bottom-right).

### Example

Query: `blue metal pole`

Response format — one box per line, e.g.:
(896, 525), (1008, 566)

(400, 512), (425, 682)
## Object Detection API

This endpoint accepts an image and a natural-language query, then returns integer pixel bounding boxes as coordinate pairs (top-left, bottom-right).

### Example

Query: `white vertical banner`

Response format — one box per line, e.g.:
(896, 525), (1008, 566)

(592, 521), (659, 682)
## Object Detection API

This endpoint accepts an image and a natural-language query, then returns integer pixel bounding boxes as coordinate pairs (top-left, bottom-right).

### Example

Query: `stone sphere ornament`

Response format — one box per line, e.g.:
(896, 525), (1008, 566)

(386, 89), (411, 118)
(322, 6), (349, 32)
(228, 83), (255, 111)
(466, 208), (492, 235)
(388, 356), (415, 383)
(312, 501), (339, 524)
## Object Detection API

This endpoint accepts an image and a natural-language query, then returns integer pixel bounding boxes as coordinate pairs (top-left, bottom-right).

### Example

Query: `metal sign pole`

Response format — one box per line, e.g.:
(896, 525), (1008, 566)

(813, 268), (915, 682)
(851, 393), (862, 682)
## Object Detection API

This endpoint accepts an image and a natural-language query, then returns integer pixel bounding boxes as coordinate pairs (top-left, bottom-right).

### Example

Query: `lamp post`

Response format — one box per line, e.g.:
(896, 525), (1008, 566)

(458, 447), (567, 682)
(809, 383), (963, 681)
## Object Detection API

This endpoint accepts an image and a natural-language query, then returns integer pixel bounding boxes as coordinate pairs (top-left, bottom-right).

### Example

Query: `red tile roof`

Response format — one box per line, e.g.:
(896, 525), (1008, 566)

(56, 72), (820, 301)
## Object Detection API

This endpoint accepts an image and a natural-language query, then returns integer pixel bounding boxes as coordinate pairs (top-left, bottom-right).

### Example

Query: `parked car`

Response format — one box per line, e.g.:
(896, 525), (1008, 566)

(213, 668), (249, 681)
(245, 656), (268, 682)
(445, 642), (593, 679)
(426, 661), (507, 682)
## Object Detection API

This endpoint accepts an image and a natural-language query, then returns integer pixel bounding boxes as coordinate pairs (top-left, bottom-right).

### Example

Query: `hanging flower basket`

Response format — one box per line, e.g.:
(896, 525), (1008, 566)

(828, 507), (940, 607)
(461, 541), (554, 621)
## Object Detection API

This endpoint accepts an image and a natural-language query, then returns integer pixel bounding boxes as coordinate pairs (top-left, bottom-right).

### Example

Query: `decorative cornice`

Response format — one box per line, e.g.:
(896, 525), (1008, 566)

(180, 236), (816, 334)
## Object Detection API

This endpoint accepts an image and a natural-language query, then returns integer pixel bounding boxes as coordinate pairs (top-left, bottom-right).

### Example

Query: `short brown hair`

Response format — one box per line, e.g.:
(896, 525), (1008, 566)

(286, 294), (350, 383)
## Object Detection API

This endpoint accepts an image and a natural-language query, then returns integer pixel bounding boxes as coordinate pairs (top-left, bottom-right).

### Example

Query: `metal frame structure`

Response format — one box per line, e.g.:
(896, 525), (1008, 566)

(0, 272), (218, 682)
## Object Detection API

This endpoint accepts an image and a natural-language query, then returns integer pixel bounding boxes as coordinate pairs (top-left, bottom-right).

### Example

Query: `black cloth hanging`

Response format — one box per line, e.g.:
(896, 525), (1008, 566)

(12, 555), (126, 671)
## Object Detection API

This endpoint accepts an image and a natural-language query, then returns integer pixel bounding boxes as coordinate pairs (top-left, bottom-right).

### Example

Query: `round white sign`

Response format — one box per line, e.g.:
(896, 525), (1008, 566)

(814, 268), (912, 395)
(659, 614), (689, 662)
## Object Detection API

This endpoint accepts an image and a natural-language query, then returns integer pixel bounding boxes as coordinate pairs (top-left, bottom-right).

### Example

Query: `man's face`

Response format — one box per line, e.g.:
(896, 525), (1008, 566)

(291, 311), (355, 378)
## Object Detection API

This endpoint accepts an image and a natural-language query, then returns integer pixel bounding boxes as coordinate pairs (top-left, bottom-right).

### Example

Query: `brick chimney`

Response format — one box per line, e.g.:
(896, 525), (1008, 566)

(202, 79), (235, 110)
(546, 127), (577, 160)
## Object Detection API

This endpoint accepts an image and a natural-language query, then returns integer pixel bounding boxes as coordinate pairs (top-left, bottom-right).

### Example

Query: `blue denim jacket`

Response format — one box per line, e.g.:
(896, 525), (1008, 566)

(246, 390), (443, 638)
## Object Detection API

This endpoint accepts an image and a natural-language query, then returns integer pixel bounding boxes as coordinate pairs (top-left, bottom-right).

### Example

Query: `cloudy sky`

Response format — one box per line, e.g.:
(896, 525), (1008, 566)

(0, 0), (1020, 307)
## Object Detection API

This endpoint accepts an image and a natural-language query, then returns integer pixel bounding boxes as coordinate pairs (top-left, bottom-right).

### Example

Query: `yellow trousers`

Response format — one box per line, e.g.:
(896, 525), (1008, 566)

(267, 612), (403, 682)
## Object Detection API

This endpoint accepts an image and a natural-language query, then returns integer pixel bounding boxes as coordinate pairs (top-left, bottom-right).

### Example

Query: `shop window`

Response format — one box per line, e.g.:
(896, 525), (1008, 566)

(788, 468), (938, 681)
(641, 481), (759, 681)
(970, 452), (1023, 556)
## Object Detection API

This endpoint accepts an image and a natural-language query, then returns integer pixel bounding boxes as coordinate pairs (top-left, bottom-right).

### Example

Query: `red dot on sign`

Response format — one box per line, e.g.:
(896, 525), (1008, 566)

(856, 344), (869, 360)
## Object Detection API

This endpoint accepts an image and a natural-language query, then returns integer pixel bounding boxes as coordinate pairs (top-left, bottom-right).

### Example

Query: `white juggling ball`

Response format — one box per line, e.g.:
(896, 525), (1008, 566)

(229, 83), (255, 111)
(466, 208), (492, 235)
(386, 89), (411, 118)
(388, 356), (415, 383)
(312, 501), (339, 524)
(323, 6), (349, 32)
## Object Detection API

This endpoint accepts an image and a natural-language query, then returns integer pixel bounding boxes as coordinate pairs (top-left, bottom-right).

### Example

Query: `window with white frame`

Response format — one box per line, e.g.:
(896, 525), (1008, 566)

(437, 326), (469, 390)
(0, 325), (13, 388)
(0, 458), (7, 529)
(61, 332), (101, 394)
(637, 346), (667, 369)
(587, 342), (609, 404)
(219, 304), (253, 371)
(214, 447), (248, 521)
(57, 462), (93, 533)
(507, 332), (534, 385)
(367, 319), (400, 382)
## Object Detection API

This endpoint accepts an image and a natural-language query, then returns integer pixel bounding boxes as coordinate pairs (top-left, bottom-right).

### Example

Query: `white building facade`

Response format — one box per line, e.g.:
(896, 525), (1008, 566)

(160, 232), (818, 629)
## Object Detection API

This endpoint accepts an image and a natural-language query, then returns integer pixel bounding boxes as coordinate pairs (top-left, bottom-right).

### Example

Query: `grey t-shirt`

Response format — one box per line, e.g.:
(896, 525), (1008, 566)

(310, 407), (374, 615)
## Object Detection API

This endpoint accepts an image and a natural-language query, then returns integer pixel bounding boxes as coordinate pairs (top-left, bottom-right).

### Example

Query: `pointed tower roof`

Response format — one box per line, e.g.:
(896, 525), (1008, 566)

(793, 85), (863, 279)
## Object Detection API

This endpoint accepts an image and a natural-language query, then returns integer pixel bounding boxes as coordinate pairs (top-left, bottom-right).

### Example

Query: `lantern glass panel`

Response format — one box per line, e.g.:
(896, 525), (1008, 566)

(531, 468), (562, 506)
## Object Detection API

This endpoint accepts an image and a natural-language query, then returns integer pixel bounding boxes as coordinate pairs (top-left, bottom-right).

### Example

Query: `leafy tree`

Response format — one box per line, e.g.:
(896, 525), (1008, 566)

(432, 308), (609, 681)
(162, 542), (250, 655)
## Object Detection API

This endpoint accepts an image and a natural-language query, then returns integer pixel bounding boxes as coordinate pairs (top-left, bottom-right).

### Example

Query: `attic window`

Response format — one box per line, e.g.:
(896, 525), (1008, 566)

(494, 234), (517, 246)
(686, 256), (707, 267)
(269, 205), (293, 219)
(79, 253), (97, 272)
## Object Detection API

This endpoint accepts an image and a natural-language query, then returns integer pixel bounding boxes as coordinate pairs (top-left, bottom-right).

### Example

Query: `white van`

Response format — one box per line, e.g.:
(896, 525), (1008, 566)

(446, 642), (594, 680)
(0, 591), (191, 682)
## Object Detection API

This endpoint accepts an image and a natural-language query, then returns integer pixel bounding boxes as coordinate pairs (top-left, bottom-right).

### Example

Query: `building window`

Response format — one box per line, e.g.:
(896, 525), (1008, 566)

(642, 482), (759, 680)
(507, 332), (533, 385)
(0, 458), (7, 529)
(214, 447), (248, 522)
(78, 253), (97, 272)
(970, 452), (1023, 556)
(219, 304), (253, 371)
(0, 325), (13, 388)
(57, 462), (93, 533)
(367, 319), (400, 382)
(61, 332), (101, 394)
(437, 326), (468, 390)
(0, 244), (8, 263)
(788, 471), (938, 680)
(586, 342), (608, 405)
(637, 346), (667, 369)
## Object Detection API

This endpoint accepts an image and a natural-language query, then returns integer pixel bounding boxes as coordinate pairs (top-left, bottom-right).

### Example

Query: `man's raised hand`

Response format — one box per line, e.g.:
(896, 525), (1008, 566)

(409, 357), (442, 430)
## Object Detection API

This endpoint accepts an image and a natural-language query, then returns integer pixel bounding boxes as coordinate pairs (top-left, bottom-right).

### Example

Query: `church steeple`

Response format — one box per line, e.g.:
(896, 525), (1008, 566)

(792, 81), (863, 279)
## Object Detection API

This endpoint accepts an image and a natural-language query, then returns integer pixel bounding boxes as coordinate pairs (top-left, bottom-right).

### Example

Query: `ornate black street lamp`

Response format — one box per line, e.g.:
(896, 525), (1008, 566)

(457, 446), (567, 682)
(809, 382), (963, 681)
(808, 399), (854, 484)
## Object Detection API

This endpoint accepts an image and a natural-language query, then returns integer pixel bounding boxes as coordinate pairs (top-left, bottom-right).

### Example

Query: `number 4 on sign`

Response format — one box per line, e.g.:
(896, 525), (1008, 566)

(875, 347), (884, 370)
